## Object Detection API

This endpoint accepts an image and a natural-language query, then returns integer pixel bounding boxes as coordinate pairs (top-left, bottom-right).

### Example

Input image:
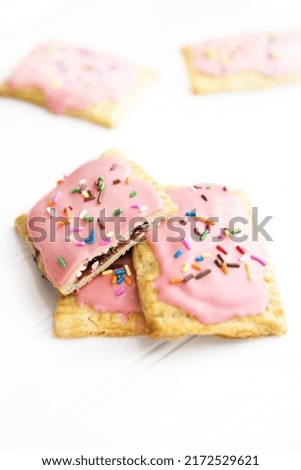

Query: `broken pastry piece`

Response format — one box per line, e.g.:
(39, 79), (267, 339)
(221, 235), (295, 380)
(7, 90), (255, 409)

(133, 185), (286, 339)
(15, 150), (177, 295)
(0, 43), (155, 127)
(182, 31), (301, 94)
(55, 251), (148, 338)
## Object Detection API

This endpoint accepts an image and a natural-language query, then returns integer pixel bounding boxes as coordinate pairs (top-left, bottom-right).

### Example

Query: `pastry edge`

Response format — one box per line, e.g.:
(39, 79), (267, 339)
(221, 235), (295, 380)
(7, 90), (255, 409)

(54, 295), (148, 338)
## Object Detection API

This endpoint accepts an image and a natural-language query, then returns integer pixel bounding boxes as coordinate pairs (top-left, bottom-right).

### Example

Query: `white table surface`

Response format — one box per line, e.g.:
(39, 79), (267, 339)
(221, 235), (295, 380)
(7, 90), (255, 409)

(0, 0), (300, 457)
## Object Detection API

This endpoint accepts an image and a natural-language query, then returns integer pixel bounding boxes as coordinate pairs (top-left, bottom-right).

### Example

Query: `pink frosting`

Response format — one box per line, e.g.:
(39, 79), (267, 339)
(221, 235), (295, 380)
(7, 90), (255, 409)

(76, 252), (140, 316)
(191, 32), (301, 76)
(147, 186), (269, 325)
(27, 155), (163, 287)
(7, 43), (139, 113)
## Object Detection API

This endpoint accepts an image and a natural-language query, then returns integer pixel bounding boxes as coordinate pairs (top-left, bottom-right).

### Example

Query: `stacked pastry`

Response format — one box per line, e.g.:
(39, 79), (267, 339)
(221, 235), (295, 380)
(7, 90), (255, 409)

(15, 150), (286, 339)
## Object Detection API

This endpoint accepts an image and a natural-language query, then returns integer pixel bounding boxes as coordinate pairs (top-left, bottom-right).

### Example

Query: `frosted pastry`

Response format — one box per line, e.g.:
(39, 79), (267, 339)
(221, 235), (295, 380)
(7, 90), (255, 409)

(133, 185), (286, 338)
(0, 43), (155, 127)
(15, 150), (177, 295)
(182, 31), (301, 94)
(55, 251), (148, 337)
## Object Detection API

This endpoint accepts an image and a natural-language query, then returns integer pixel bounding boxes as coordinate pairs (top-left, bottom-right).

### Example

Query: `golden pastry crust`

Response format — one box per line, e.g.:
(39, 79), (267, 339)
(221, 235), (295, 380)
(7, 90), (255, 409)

(0, 68), (155, 128)
(15, 150), (177, 295)
(54, 295), (148, 338)
(182, 46), (301, 94)
(133, 190), (286, 339)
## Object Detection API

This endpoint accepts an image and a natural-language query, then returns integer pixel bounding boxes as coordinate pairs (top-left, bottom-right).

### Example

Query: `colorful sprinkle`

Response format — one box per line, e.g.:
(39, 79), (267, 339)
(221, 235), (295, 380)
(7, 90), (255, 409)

(174, 249), (183, 258)
(251, 255), (266, 266)
(182, 262), (190, 273)
(186, 210), (196, 217)
(102, 269), (113, 276)
(195, 269), (211, 280)
(98, 182), (106, 191)
(79, 209), (87, 219)
(129, 190), (137, 198)
(124, 265), (131, 277)
(231, 228), (242, 235)
(111, 275), (117, 285)
(113, 208), (123, 216)
(113, 179), (121, 185)
(83, 216), (94, 222)
(201, 194), (208, 201)
(84, 230), (95, 244)
(215, 259), (222, 268)
(106, 231), (114, 238)
(79, 178), (86, 185)
(57, 257), (67, 269)
(182, 238), (192, 250)
(75, 241), (85, 247)
(200, 230), (209, 241)
(116, 288), (125, 296)
(117, 276), (124, 285)
(125, 276), (132, 286)
(195, 256), (204, 262)
(169, 278), (183, 285)
(192, 264), (202, 271)
(97, 191), (105, 204)
(53, 192), (60, 203)
(131, 203), (141, 209)
(226, 263), (240, 268)
(115, 269), (126, 275)
(221, 262), (228, 275)
(217, 245), (228, 255)
(139, 205), (148, 212)
(81, 190), (89, 199)
(217, 253), (224, 263)
(183, 274), (194, 283)
(71, 187), (80, 193)
(64, 206), (72, 219)
(201, 252), (211, 258)
(245, 262), (253, 281)
(223, 229), (230, 238)
(240, 254), (248, 262)
(236, 246), (245, 255)
(110, 164), (117, 171)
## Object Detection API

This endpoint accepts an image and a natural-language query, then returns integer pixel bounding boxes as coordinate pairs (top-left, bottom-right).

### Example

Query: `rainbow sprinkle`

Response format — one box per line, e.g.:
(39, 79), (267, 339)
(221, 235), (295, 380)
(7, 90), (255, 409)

(245, 262), (253, 281)
(195, 256), (204, 262)
(186, 210), (196, 217)
(113, 208), (123, 216)
(182, 238), (192, 250)
(131, 203), (141, 209)
(251, 255), (266, 266)
(116, 287), (125, 296)
(174, 249), (183, 258)
(129, 191), (137, 197)
(84, 230), (95, 244)
(53, 192), (60, 203)
(75, 241), (85, 247)
(182, 262), (190, 273)
(102, 269), (113, 276)
(169, 278), (183, 285)
(57, 257), (67, 269)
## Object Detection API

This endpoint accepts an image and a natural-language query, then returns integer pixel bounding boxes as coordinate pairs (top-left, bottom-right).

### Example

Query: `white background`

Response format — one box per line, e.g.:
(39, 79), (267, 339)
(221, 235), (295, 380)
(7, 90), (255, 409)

(0, 0), (301, 461)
